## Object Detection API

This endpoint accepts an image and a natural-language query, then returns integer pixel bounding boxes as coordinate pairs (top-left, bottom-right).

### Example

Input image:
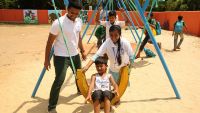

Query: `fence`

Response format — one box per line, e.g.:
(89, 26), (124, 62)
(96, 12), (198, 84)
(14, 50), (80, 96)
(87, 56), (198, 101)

(0, 9), (199, 36)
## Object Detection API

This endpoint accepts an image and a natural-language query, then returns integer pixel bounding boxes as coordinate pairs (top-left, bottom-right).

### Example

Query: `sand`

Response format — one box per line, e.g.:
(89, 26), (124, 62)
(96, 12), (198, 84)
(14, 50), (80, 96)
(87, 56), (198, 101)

(0, 24), (200, 113)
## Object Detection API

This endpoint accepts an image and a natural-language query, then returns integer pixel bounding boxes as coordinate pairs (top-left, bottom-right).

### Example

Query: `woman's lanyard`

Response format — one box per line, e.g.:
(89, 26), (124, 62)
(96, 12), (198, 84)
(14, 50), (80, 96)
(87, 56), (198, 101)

(112, 47), (119, 65)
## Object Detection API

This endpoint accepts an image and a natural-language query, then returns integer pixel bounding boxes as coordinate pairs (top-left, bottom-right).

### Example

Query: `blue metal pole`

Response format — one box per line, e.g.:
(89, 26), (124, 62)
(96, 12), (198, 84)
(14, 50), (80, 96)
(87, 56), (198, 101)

(82, 0), (102, 40)
(87, 25), (98, 44)
(105, 3), (108, 21)
(142, 0), (150, 12)
(134, 0), (181, 99)
(116, 0), (137, 43)
(31, 47), (54, 97)
(119, 0), (141, 41)
(63, 0), (69, 7)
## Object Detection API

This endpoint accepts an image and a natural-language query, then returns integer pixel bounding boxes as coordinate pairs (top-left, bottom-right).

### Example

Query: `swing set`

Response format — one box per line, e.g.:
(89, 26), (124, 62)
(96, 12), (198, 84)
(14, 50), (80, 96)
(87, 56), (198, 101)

(31, 0), (181, 104)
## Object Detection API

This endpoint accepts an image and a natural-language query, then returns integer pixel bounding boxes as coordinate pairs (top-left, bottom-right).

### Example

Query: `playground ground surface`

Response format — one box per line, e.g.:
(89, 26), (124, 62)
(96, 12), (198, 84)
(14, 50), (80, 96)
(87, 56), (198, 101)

(0, 24), (200, 113)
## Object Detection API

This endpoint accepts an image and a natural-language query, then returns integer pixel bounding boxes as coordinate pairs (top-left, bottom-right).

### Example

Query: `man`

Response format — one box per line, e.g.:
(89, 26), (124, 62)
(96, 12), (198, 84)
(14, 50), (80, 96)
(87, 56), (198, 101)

(44, 1), (86, 112)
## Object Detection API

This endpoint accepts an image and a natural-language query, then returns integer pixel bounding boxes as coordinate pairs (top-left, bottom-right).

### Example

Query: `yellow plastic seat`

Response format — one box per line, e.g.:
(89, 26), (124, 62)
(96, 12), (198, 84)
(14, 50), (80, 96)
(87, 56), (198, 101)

(76, 66), (129, 105)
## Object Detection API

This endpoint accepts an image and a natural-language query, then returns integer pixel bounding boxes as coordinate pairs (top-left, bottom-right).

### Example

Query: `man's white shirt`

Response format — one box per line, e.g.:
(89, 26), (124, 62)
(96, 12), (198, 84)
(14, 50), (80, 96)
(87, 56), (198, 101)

(50, 14), (82, 57)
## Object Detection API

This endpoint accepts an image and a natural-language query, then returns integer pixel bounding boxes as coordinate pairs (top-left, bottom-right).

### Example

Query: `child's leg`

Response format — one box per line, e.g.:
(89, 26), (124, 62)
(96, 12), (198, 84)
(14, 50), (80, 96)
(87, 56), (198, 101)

(137, 34), (150, 58)
(92, 90), (103, 113)
(174, 33), (178, 50)
(103, 91), (113, 113)
(104, 97), (111, 113)
(93, 100), (101, 113)
(177, 33), (184, 49)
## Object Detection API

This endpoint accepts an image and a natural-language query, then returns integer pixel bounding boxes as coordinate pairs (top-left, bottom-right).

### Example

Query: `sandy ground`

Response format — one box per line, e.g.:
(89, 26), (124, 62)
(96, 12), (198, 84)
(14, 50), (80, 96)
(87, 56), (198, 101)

(0, 24), (200, 113)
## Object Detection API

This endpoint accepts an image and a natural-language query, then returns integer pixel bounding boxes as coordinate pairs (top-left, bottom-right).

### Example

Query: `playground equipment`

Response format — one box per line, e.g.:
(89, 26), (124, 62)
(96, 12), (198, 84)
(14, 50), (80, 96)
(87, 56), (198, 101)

(32, 0), (181, 100)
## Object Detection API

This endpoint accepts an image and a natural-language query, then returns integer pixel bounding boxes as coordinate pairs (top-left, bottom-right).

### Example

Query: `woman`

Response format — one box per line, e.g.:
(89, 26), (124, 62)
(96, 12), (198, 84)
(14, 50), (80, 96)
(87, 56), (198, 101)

(83, 25), (134, 84)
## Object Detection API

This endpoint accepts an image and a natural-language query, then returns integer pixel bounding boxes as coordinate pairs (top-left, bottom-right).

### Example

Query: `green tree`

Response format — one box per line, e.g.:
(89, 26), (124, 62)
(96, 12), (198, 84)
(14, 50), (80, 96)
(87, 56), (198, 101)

(18, 0), (65, 9)
(0, 0), (18, 9)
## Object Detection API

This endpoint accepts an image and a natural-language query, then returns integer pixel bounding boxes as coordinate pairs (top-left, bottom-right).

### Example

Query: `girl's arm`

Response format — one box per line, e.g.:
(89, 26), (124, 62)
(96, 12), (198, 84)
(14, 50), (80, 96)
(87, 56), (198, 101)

(110, 75), (119, 96)
(82, 60), (94, 72)
(85, 75), (96, 102)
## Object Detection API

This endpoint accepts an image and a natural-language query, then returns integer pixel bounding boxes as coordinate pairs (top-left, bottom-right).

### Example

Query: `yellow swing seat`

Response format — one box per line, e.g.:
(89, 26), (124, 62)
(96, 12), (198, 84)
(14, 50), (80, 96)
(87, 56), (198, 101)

(76, 66), (129, 105)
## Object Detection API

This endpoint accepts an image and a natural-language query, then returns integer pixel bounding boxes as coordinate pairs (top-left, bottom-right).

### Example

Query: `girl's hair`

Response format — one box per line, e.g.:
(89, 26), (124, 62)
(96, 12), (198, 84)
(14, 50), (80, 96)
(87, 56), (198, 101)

(95, 56), (108, 65)
(109, 25), (122, 65)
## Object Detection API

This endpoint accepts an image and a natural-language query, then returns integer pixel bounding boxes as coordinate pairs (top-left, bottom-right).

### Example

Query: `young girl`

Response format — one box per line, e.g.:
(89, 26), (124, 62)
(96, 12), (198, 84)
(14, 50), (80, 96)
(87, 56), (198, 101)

(83, 25), (134, 84)
(85, 56), (119, 113)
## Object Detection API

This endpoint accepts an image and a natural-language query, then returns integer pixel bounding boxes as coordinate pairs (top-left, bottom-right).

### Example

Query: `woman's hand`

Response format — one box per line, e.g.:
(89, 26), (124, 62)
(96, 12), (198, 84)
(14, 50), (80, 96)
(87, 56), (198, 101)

(82, 66), (89, 73)
(81, 51), (87, 60)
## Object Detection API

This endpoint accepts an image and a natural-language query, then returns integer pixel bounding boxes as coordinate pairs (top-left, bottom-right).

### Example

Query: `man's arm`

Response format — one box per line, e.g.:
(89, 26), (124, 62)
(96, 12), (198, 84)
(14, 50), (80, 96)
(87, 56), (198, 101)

(44, 33), (56, 70)
(78, 33), (86, 60)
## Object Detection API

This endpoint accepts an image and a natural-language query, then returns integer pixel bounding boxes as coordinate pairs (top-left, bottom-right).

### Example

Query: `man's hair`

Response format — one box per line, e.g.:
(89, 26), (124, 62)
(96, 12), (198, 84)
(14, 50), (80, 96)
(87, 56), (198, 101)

(108, 10), (116, 17)
(68, 0), (82, 10)
(95, 56), (108, 65)
(178, 15), (183, 21)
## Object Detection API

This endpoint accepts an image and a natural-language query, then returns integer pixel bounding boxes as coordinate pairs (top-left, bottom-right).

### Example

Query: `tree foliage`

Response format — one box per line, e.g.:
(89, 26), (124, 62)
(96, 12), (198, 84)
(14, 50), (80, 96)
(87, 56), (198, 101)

(0, 0), (199, 11)
(154, 0), (200, 11)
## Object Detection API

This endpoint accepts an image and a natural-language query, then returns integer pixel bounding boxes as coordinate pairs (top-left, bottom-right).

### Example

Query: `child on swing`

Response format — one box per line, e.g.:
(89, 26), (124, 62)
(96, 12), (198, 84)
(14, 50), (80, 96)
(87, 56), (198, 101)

(85, 56), (119, 113)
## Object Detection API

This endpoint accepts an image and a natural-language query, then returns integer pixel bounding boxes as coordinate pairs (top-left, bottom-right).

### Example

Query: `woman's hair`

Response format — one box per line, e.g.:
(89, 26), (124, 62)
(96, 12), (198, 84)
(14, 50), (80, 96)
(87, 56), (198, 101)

(109, 25), (122, 65)
(68, 0), (82, 10)
(95, 56), (108, 65)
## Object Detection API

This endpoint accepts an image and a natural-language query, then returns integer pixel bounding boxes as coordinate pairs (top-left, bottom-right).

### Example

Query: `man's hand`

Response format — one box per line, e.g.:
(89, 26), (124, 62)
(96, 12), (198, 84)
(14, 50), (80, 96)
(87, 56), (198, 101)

(44, 60), (51, 71)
